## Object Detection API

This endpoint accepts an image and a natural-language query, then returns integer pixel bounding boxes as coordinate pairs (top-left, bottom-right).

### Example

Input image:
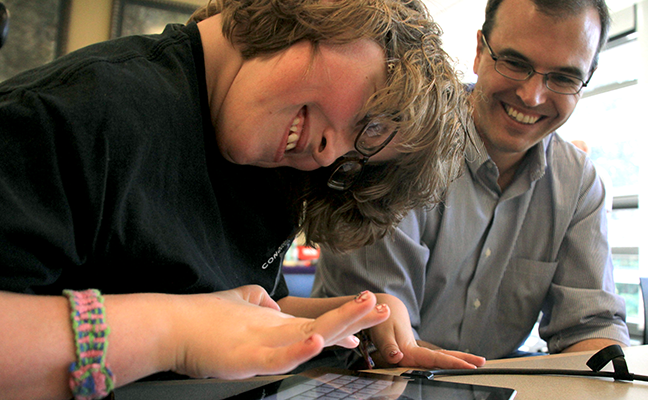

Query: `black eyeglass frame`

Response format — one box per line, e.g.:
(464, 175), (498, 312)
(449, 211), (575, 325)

(480, 33), (592, 95)
(326, 118), (398, 191)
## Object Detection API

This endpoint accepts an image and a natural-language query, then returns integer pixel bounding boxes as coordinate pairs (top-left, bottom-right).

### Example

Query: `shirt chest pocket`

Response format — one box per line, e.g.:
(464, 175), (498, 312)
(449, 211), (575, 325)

(496, 258), (558, 330)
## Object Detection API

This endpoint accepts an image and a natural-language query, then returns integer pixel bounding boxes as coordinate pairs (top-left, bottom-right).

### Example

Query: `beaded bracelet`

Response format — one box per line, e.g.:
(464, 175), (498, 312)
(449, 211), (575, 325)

(63, 289), (115, 400)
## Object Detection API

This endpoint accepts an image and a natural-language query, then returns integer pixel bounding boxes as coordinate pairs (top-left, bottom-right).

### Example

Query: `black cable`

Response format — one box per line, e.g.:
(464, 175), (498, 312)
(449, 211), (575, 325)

(404, 367), (648, 382)
(401, 345), (648, 383)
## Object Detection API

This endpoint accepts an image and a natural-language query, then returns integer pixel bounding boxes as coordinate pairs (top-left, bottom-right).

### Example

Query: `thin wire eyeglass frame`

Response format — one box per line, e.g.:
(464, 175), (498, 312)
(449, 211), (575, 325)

(480, 33), (592, 95)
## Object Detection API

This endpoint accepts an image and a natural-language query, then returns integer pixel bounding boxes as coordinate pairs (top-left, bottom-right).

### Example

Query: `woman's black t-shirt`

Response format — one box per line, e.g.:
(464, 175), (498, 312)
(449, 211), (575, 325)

(0, 23), (297, 299)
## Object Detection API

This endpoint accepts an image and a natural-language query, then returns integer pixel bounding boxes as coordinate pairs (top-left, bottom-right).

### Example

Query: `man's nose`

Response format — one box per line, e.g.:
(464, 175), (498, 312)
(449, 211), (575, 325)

(312, 127), (356, 167)
(516, 73), (549, 107)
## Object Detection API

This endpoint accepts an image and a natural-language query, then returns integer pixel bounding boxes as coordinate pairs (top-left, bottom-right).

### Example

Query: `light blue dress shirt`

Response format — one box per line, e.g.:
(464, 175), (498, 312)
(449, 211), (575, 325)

(313, 133), (630, 359)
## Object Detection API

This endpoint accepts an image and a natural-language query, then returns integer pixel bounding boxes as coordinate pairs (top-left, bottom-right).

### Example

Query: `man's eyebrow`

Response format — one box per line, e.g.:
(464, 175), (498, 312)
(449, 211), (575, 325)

(499, 47), (587, 79)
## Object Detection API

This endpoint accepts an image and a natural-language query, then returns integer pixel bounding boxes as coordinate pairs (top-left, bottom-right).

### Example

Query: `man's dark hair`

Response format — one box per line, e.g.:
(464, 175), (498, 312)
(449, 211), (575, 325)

(481, 0), (611, 72)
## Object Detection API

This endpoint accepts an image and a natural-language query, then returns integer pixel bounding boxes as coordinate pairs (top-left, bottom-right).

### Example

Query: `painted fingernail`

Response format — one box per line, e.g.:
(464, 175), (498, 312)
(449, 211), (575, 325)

(389, 350), (401, 357)
(351, 335), (360, 345)
(375, 303), (388, 313)
(355, 290), (370, 302)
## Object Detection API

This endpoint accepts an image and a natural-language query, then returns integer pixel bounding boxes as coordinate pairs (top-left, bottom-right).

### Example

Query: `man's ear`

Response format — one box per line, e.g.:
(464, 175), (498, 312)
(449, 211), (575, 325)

(587, 65), (598, 83)
(473, 30), (484, 75)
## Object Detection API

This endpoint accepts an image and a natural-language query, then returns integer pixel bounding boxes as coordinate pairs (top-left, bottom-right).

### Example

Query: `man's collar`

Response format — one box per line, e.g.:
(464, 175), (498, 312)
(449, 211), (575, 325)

(463, 83), (550, 182)
(466, 131), (552, 183)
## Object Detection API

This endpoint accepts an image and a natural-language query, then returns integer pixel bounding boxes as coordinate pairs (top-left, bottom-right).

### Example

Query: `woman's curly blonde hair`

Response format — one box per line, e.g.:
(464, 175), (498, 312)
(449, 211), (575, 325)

(190, 0), (473, 252)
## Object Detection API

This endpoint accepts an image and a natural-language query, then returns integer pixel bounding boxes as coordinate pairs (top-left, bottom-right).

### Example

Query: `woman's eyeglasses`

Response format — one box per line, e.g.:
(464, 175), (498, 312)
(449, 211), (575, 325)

(327, 117), (398, 191)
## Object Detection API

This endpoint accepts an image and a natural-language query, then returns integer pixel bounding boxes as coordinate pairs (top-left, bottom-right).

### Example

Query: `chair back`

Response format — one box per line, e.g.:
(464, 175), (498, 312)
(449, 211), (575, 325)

(640, 277), (648, 345)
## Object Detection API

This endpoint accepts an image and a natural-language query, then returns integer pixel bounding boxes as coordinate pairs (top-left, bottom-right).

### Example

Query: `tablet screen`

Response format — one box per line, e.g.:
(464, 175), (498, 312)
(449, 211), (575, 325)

(223, 368), (516, 400)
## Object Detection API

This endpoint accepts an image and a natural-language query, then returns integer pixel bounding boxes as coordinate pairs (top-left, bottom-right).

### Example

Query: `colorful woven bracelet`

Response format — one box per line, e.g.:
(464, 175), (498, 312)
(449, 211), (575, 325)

(63, 289), (115, 400)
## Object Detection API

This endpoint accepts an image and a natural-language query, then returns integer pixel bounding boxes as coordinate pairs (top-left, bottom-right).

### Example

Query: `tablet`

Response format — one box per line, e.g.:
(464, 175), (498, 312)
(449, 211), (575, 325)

(223, 367), (517, 399)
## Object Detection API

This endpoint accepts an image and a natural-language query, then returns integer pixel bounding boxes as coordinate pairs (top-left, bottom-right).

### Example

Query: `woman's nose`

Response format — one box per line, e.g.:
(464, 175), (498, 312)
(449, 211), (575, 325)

(312, 127), (356, 167)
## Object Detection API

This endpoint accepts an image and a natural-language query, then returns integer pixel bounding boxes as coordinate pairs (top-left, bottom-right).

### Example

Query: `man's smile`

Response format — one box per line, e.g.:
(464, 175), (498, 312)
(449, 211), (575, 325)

(503, 103), (542, 125)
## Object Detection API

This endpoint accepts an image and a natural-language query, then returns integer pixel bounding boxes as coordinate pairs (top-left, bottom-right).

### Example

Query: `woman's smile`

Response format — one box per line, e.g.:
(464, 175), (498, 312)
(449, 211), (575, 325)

(278, 106), (310, 164)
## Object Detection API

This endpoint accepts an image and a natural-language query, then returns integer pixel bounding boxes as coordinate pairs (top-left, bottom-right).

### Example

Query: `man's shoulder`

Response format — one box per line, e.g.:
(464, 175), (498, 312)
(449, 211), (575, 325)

(545, 132), (592, 175)
(542, 133), (602, 211)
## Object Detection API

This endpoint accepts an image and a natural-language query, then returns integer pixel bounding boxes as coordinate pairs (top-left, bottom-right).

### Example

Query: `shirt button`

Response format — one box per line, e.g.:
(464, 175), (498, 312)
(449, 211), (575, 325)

(473, 299), (481, 309)
(484, 248), (492, 257)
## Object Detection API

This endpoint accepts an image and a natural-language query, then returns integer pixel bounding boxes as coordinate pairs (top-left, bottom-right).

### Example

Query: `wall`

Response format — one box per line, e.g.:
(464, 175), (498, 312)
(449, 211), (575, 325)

(65, 0), (204, 53)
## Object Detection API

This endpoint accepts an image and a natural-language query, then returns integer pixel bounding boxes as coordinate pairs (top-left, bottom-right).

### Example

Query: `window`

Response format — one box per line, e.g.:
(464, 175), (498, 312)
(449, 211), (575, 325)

(557, 5), (644, 340)
(559, 35), (641, 198)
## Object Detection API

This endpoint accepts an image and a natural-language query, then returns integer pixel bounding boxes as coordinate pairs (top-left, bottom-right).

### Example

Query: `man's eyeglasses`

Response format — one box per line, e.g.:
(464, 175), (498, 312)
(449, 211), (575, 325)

(327, 117), (398, 191)
(481, 34), (591, 95)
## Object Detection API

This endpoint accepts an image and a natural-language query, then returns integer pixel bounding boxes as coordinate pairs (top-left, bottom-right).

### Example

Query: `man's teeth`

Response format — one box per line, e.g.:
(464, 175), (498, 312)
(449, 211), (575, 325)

(286, 117), (301, 151)
(505, 104), (540, 124)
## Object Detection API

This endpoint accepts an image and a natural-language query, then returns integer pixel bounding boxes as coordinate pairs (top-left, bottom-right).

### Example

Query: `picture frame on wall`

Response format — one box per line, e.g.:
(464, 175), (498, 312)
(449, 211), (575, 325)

(111, 0), (199, 39)
(0, 0), (71, 82)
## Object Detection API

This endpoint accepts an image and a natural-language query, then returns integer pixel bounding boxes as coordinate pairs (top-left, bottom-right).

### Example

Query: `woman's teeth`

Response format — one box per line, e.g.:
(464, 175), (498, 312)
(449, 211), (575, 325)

(505, 104), (540, 125)
(286, 116), (301, 151)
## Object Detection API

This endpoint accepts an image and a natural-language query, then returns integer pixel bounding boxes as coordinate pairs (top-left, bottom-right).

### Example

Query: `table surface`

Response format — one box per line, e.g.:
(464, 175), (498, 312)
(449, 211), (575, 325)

(373, 345), (648, 400)
(114, 345), (648, 400)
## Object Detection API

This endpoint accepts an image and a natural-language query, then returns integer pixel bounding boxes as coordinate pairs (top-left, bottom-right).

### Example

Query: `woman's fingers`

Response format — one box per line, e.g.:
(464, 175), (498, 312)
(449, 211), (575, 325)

(175, 290), (392, 380)
(259, 291), (391, 350)
(218, 285), (282, 311)
(366, 293), (486, 370)
(303, 291), (390, 348)
(398, 347), (486, 369)
(258, 333), (326, 375)
(434, 350), (486, 367)
(215, 334), (327, 380)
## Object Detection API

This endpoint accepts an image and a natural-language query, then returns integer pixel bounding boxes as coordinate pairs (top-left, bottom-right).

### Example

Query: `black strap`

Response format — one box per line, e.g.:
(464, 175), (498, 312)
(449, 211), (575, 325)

(585, 344), (634, 381)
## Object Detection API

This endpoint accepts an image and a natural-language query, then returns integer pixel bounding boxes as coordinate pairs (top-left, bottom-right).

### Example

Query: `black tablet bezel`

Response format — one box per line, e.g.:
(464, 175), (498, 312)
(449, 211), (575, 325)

(222, 367), (516, 400)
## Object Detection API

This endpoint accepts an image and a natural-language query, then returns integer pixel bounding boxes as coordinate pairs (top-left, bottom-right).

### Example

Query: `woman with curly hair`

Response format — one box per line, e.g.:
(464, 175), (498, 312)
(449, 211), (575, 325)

(0, 1), (482, 399)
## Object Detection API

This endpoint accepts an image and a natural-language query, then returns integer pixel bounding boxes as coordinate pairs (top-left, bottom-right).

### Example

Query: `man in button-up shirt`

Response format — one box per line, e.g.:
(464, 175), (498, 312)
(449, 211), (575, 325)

(313, 0), (630, 362)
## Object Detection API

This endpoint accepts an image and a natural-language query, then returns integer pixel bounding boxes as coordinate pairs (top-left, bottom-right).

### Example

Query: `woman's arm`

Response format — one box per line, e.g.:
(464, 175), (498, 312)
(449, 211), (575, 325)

(0, 286), (389, 400)
(0, 290), (177, 400)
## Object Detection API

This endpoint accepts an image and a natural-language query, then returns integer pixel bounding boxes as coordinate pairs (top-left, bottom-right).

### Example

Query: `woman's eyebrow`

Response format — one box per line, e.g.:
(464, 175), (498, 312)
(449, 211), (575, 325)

(354, 114), (370, 128)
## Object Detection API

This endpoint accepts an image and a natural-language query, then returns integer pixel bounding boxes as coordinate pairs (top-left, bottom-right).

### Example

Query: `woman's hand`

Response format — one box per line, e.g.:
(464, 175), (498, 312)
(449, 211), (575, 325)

(367, 293), (486, 369)
(169, 285), (390, 379)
